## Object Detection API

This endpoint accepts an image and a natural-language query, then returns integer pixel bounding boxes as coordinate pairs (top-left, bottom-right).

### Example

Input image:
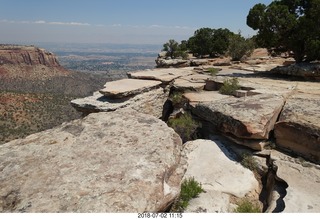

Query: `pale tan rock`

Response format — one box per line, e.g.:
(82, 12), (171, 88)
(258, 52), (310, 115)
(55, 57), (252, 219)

(71, 87), (167, 118)
(173, 74), (211, 91)
(275, 94), (320, 163)
(128, 68), (195, 83)
(191, 94), (285, 150)
(183, 91), (228, 107)
(0, 109), (185, 212)
(183, 140), (259, 213)
(99, 78), (161, 98)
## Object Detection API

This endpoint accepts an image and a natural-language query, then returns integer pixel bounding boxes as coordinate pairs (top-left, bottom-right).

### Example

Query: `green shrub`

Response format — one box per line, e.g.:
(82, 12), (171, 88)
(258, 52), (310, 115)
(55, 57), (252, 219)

(219, 78), (240, 95)
(167, 113), (200, 143)
(170, 92), (185, 107)
(234, 199), (261, 213)
(207, 67), (220, 76)
(240, 153), (258, 171)
(171, 177), (205, 212)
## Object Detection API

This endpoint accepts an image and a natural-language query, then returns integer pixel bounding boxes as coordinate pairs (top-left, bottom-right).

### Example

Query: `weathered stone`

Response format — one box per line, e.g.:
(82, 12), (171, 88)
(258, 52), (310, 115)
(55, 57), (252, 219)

(155, 58), (190, 68)
(173, 74), (211, 91)
(99, 79), (162, 98)
(128, 68), (195, 83)
(275, 94), (320, 163)
(190, 59), (210, 66)
(271, 63), (320, 81)
(183, 91), (228, 106)
(0, 109), (185, 212)
(191, 94), (285, 150)
(71, 87), (167, 118)
(183, 140), (259, 213)
(254, 150), (320, 213)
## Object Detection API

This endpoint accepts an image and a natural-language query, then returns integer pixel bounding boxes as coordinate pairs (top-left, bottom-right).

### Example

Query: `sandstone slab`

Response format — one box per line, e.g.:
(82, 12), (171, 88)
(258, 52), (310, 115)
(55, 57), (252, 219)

(183, 140), (259, 213)
(173, 74), (211, 91)
(275, 94), (320, 163)
(71, 87), (167, 118)
(0, 109), (185, 212)
(99, 78), (161, 98)
(191, 94), (285, 150)
(183, 91), (228, 107)
(128, 68), (195, 83)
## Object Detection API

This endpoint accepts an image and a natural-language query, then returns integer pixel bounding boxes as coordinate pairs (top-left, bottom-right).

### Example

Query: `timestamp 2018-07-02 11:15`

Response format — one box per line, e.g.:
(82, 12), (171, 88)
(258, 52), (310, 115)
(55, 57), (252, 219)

(137, 213), (183, 218)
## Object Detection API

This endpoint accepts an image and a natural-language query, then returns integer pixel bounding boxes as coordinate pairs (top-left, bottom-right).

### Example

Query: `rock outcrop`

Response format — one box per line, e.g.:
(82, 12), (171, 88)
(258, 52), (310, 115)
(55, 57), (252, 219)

(182, 140), (260, 213)
(190, 94), (286, 150)
(71, 87), (167, 118)
(275, 94), (320, 163)
(0, 109), (185, 212)
(99, 79), (162, 99)
(0, 45), (60, 67)
(271, 63), (320, 81)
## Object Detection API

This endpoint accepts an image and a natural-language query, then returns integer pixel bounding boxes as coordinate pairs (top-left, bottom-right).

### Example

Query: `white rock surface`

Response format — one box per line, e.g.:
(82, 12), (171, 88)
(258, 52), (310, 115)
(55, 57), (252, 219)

(182, 139), (259, 213)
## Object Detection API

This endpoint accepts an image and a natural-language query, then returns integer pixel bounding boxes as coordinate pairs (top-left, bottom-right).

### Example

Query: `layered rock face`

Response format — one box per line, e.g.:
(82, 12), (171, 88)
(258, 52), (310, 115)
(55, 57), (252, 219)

(0, 45), (60, 67)
(191, 94), (285, 150)
(0, 109), (185, 212)
(275, 94), (320, 163)
(0, 45), (69, 82)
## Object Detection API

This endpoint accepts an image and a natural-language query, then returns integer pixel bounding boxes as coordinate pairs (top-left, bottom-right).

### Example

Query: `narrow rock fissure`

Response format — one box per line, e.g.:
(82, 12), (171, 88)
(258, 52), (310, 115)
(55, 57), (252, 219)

(163, 89), (291, 213)
(257, 154), (288, 213)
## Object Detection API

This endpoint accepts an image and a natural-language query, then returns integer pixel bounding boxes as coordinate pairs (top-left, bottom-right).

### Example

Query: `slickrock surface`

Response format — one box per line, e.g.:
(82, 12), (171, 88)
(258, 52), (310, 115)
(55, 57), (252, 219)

(183, 91), (229, 106)
(71, 87), (167, 118)
(99, 78), (162, 98)
(191, 94), (285, 150)
(0, 109), (185, 212)
(275, 93), (320, 163)
(183, 140), (259, 213)
(128, 68), (195, 83)
(173, 74), (211, 91)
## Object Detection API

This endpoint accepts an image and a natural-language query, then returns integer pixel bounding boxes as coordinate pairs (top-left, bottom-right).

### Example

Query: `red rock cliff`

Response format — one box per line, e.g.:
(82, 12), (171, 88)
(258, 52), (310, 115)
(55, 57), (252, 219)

(0, 45), (60, 67)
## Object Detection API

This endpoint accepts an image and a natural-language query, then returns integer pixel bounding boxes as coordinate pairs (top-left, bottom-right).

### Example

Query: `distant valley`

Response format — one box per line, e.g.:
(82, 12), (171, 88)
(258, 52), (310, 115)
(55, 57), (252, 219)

(0, 43), (159, 144)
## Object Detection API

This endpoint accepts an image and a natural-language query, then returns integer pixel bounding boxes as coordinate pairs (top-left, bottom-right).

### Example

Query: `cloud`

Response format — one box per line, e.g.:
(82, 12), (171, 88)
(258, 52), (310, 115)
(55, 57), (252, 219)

(0, 19), (90, 26)
(48, 21), (90, 26)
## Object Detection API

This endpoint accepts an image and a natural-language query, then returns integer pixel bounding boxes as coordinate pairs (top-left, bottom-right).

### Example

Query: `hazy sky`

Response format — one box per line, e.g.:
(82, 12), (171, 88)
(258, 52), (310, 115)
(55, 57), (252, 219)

(0, 0), (273, 45)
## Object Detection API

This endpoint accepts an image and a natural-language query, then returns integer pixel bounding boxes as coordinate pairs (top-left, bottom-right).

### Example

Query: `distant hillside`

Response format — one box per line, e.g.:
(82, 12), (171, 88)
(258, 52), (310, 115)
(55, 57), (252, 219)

(0, 45), (109, 144)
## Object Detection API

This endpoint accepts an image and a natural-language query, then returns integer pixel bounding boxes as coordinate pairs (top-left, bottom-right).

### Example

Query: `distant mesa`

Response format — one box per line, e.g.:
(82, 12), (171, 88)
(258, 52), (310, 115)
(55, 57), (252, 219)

(0, 44), (61, 67)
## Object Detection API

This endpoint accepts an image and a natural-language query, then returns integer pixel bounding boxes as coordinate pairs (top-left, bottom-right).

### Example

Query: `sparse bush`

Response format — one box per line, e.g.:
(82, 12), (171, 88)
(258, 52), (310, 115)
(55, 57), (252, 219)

(167, 112), (200, 143)
(240, 153), (258, 171)
(219, 78), (241, 95)
(207, 67), (220, 76)
(171, 177), (205, 212)
(170, 92), (185, 107)
(234, 198), (261, 213)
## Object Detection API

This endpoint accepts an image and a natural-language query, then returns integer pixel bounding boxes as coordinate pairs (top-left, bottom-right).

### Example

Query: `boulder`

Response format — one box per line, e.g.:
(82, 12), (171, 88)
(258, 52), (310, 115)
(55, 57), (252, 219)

(71, 87), (168, 118)
(155, 58), (190, 68)
(191, 94), (286, 150)
(0, 109), (185, 212)
(271, 63), (320, 81)
(274, 94), (320, 163)
(183, 140), (259, 213)
(99, 78), (162, 99)
(190, 59), (210, 66)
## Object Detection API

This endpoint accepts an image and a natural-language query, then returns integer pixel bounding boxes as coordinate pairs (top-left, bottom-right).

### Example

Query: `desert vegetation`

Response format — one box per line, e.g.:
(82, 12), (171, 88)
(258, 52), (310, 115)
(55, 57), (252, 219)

(170, 177), (205, 212)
